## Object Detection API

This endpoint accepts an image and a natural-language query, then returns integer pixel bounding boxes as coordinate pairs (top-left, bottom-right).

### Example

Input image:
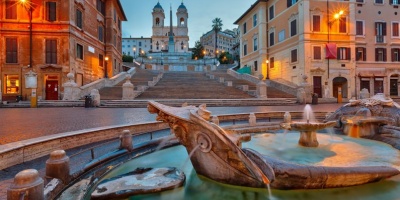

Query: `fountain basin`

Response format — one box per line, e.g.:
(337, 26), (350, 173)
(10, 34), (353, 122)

(342, 116), (389, 138)
(281, 121), (337, 147)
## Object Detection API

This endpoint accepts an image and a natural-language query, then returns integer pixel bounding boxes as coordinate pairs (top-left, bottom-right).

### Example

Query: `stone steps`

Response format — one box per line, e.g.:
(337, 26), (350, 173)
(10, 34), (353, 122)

(100, 98), (297, 108)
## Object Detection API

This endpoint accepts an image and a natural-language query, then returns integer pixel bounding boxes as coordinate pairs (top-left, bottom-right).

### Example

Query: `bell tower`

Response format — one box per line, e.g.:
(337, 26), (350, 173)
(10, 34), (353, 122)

(152, 2), (165, 28)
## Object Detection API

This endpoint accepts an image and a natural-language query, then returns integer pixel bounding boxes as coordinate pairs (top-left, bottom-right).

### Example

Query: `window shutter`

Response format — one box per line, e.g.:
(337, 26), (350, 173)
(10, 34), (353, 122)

(384, 48), (387, 61)
(375, 48), (379, 61)
(375, 22), (378, 35)
(337, 48), (340, 60)
(383, 23), (387, 36)
(390, 0), (394, 5)
(346, 48), (351, 60)
(287, 0), (291, 7)
(363, 48), (366, 61)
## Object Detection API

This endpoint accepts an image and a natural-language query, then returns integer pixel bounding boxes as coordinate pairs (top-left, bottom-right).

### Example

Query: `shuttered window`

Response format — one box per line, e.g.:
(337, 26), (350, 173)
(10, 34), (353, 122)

(46, 2), (56, 21)
(6, 38), (18, 63)
(45, 39), (57, 64)
(337, 47), (351, 60)
(312, 15), (320, 32)
(76, 9), (83, 29)
(6, 1), (17, 19)
(375, 48), (387, 62)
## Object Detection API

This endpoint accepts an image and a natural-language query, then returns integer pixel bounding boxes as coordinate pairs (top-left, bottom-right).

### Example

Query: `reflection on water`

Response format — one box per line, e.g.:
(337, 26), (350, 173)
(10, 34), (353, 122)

(91, 140), (400, 200)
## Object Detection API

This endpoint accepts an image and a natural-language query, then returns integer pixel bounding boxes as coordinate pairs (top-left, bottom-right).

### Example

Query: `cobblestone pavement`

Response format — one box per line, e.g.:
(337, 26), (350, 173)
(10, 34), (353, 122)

(0, 104), (344, 145)
(0, 103), (344, 199)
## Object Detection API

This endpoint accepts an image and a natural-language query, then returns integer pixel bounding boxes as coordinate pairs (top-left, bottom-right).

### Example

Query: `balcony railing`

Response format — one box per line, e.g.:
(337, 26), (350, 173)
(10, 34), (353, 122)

(376, 35), (385, 43)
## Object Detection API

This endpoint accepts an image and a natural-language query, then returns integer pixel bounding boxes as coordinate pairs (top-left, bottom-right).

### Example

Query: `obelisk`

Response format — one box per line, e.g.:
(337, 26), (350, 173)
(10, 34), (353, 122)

(168, 5), (175, 53)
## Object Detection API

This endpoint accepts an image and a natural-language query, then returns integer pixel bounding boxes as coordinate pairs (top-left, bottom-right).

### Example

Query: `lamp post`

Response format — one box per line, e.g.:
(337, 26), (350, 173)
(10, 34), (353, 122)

(203, 50), (206, 66)
(133, 47), (136, 60)
(105, 56), (109, 78)
(266, 59), (269, 79)
(327, 5), (344, 79)
(141, 50), (144, 65)
(19, 0), (35, 106)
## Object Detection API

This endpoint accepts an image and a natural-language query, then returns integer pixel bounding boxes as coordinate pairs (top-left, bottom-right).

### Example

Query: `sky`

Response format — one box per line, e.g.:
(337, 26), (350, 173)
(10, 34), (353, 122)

(119, 0), (255, 47)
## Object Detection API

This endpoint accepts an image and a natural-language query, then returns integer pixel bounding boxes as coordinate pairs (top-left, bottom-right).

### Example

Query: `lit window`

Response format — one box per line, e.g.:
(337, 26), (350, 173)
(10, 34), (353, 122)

(4, 75), (20, 94)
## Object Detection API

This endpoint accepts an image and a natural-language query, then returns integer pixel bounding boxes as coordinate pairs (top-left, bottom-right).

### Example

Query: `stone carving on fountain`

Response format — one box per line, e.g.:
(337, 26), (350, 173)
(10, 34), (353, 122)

(148, 101), (400, 189)
(326, 94), (400, 126)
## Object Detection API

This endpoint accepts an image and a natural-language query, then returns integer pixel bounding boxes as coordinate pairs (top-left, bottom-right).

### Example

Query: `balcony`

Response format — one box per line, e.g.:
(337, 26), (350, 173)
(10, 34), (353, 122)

(376, 35), (385, 43)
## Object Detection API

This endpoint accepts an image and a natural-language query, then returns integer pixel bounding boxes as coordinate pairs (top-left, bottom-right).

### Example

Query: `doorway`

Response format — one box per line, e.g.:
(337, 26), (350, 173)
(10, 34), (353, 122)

(45, 80), (58, 100)
(333, 77), (348, 98)
(313, 76), (322, 98)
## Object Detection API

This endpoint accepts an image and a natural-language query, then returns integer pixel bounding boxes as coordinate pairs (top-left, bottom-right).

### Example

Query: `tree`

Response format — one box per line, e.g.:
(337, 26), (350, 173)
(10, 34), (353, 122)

(122, 54), (134, 62)
(212, 18), (223, 58)
(218, 52), (233, 64)
(191, 41), (205, 59)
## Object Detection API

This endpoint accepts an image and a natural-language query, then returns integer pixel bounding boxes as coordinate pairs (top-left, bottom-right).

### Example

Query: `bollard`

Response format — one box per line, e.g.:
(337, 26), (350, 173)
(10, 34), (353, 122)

(249, 113), (257, 126)
(7, 169), (44, 200)
(211, 115), (220, 125)
(120, 130), (133, 152)
(45, 150), (70, 183)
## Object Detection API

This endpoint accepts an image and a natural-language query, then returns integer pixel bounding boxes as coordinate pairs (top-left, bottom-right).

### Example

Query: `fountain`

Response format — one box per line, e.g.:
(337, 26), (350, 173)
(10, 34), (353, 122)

(54, 100), (400, 199)
(281, 104), (336, 147)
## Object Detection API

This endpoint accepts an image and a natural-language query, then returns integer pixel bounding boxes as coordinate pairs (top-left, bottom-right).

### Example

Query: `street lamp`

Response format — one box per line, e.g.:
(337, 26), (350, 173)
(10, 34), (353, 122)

(141, 50), (144, 64)
(327, 9), (344, 79)
(105, 56), (109, 78)
(203, 50), (206, 66)
(266, 59), (269, 79)
(133, 47), (136, 60)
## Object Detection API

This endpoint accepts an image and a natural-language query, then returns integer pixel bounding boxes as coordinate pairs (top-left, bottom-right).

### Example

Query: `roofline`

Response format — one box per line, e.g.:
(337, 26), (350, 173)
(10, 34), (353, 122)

(122, 37), (152, 40)
(233, 0), (268, 25)
(116, 0), (127, 21)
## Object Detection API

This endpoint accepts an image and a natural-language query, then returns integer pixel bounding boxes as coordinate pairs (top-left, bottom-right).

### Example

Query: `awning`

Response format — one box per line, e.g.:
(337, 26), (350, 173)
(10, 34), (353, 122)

(325, 43), (337, 59)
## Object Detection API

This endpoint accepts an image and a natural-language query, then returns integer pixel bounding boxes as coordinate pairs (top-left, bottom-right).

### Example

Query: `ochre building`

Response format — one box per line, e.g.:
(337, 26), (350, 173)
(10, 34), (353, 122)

(0, 0), (126, 101)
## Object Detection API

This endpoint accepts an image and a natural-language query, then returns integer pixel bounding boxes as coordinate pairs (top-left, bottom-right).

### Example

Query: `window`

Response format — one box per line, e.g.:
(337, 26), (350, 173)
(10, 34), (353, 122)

(270, 57), (274, 68)
(278, 30), (285, 42)
(393, 22), (399, 37)
(356, 21), (364, 35)
(269, 32), (275, 46)
(375, 22), (387, 43)
(375, 48), (387, 61)
(76, 43), (83, 60)
(4, 75), (20, 94)
(254, 61), (258, 71)
(139, 42), (142, 46)
(46, 2), (57, 22)
(6, 0), (17, 19)
(269, 5), (274, 20)
(6, 38), (18, 63)
(337, 47), (351, 60)
(253, 14), (257, 27)
(392, 48), (400, 61)
(356, 47), (366, 61)
(98, 26), (104, 42)
(253, 37), (258, 51)
(114, 8), (117, 22)
(287, 0), (298, 7)
(312, 15), (320, 32)
(99, 54), (104, 67)
(76, 9), (83, 29)
(356, 0), (364, 2)
(339, 17), (347, 33)
(45, 39), (57, 64)
(375, 0), (383, 4)
(97, 0), (105, 15)
(313, 46), (321, 60)
(291, 49), (298, 63)
(391, 0), (399, 5)
(290, 19), (297, 37)
(243, 44), (247, 56)
(243, 23), (247, 34)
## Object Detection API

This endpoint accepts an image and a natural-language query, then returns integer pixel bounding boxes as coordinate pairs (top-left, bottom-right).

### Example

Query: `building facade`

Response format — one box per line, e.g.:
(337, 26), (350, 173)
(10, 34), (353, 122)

(151, 2), (189, 53)
(235, 0), (357, 99)
(200, 29), (238, 58)
(0, 0), (126, 101)
(354, 0), (400, 97)
(122, 37), (152, 58)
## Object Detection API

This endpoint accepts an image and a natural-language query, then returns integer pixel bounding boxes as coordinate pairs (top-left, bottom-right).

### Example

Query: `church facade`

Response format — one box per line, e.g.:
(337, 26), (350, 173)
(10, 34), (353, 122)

(151, 2), (189, 53)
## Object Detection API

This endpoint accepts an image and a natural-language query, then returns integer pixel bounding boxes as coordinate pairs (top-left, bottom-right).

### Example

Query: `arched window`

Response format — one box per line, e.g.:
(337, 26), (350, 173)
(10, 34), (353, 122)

(156, 18), (160, 25)
(156, 41), (159, 50)
(180, 18), (185, 26)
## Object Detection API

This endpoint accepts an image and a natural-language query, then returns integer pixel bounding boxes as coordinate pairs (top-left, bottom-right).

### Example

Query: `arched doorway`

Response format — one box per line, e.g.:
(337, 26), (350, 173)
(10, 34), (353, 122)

(390, 74), (399, 96)
(333, 77), (348, 98)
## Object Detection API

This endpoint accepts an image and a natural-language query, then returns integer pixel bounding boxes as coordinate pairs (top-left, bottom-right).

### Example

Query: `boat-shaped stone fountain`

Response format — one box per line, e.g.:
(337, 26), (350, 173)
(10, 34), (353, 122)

(147, 101), (400, 189)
